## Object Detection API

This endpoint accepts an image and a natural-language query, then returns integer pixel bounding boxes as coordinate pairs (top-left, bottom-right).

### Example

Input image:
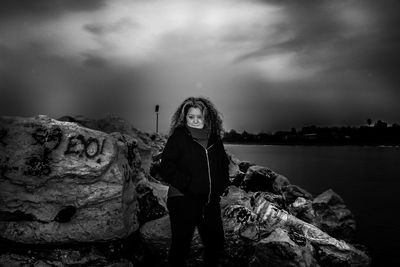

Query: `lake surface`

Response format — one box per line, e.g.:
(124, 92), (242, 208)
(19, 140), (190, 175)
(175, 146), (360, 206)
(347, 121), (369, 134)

(225, 144), (400, 266)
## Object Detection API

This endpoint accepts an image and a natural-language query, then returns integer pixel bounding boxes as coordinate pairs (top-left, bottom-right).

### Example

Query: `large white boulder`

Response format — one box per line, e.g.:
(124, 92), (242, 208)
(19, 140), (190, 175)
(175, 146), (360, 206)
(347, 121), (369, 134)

(0, 115), (141, 243)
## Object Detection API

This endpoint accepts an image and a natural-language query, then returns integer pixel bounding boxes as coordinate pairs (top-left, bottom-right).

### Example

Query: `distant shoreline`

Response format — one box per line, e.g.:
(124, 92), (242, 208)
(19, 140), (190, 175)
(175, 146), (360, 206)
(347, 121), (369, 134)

(223, 142), (400, 147)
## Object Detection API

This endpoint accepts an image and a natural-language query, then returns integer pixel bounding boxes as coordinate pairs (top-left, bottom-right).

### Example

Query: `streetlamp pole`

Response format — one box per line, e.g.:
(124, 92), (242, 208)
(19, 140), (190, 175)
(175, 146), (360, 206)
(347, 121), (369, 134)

(155, 105), (159, 133)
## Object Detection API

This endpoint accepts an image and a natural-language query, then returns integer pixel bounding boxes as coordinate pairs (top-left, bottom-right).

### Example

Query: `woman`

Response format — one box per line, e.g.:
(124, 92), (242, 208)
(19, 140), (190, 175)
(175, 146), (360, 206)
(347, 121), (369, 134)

(160, 96), (230, 267)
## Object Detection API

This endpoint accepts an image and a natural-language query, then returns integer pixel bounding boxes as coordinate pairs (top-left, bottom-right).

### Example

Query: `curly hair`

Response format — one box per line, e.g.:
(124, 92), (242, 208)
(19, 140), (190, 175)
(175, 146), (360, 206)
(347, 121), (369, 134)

(168, 96), (225, 138)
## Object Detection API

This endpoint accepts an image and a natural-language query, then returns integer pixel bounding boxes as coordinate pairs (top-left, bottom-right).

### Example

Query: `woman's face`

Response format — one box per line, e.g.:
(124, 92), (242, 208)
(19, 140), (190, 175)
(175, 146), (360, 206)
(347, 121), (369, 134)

(186, 107), (204, 129)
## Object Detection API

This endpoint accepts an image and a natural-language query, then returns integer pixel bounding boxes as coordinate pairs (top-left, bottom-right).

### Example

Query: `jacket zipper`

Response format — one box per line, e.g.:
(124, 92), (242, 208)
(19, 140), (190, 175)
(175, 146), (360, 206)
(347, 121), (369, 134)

(192, 139), (214, 204)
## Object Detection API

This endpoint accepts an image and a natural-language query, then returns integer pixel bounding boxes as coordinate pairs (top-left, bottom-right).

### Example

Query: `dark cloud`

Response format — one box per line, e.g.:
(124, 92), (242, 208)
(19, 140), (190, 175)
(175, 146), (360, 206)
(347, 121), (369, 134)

(356, 1), (400, 81)
(0, 43), (144, 120)
(83, 17), (140, 36)
(239, 4), (346, 57)
(239, 0), (400, 85)
(234, 3), (347, 69)
(0, 0), (106, 20)
(84, 24), (107, 35)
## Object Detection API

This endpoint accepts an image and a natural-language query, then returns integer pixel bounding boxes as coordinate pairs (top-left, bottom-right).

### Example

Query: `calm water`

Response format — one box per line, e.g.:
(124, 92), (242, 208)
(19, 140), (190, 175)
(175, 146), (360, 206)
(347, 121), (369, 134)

(225, 144), (400, 266)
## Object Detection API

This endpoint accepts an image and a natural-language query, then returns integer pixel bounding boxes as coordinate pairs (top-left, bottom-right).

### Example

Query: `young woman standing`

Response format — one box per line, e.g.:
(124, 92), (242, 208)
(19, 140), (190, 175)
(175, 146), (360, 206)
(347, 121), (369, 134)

(160, 96), (230, 267)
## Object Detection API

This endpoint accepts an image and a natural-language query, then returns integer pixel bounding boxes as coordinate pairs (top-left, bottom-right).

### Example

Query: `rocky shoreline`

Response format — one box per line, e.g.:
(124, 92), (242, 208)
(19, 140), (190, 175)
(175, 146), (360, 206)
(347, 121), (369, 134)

(0, 115), (371, 266)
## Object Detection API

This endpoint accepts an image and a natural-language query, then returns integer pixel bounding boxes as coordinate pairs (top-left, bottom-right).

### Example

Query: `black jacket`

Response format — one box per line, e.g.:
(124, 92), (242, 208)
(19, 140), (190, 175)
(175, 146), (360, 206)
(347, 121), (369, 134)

(160, 126), (230, 201)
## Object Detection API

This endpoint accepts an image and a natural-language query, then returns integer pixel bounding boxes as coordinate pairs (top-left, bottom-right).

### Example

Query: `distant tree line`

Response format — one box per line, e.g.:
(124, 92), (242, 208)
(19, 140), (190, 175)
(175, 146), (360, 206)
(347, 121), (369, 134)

(222, 119), (400, 146)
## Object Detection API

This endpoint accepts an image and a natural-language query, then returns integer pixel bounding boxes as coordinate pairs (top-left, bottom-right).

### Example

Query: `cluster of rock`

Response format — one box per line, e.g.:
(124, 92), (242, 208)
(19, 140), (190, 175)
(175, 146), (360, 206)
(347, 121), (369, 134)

(0, 115), (371, 266)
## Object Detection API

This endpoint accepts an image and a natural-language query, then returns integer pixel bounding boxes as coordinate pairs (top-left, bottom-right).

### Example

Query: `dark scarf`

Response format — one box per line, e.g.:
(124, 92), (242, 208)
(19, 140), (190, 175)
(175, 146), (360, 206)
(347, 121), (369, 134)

(186, 125), (211, 149)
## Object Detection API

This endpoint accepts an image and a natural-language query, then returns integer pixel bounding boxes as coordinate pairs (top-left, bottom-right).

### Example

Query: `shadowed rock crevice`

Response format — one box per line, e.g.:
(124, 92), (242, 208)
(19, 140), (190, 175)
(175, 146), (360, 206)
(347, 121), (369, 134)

(0, 211), (35, 222)
(0, 127), (7, 146)
(53, 206), (77, 223)
(136, 183), (167, 225)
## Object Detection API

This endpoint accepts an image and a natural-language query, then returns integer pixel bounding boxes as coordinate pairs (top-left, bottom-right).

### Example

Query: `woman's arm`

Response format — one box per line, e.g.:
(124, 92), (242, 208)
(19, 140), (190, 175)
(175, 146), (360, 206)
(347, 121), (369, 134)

(159, 132), (190, 193)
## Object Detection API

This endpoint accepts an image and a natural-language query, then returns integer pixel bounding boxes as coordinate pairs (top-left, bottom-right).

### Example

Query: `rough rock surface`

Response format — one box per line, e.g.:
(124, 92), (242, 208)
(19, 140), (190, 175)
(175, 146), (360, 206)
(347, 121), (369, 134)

(221, 186), (370, 267)
(282, 184), (314, 205)
(139, 215), (171, 255)
(58, 114), (166, 174)
(139, 215), (203, 259)
(249, 228), (318, 267)
(135, 179), (168, 225)
(0, 250), (133, 267)
(312, 189), (356, 241)
(227, 153), (242, 181)
(238, 160), (255, 173)
(0, 115), (140, 243)
(242, 165), (291, 193)
(288, 197), (316, 224)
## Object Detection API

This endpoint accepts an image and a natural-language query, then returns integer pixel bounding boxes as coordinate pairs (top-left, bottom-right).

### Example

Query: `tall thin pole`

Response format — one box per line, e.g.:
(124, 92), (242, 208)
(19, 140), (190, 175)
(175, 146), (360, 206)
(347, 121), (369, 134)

(155, 105), (159, 133)
(156, 113), (159, 133)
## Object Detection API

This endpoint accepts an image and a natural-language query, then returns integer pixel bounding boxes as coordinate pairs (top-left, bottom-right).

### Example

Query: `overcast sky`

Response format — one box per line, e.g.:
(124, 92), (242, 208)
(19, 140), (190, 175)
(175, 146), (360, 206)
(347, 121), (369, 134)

(1, 0), (399, 134)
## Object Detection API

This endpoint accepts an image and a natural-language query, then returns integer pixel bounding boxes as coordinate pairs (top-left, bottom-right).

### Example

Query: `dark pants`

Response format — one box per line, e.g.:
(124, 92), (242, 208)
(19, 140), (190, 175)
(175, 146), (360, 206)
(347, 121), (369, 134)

(167, 195), (224, 267)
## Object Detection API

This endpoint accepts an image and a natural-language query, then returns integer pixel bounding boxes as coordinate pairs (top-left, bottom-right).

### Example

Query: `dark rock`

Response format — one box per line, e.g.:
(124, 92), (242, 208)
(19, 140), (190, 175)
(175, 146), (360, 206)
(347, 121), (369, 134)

(139, 215), (172, 256)
(249, 228), (318, 267)
(135, 180), (168, 225)
(238, 160), (256, 173)
(0, 245), (134, 267)
(220, 186), (253, 210)
(313, 189), (356, 241)
(242, 165), (276, 192)
(282, 184), (313, 205)
(288, 197), (316, 224)
(231, 171), (245, 187)
(139, 215), (203, 260)
(274, 174), (291, 193)
(221, 229), (256, 267)
(227, 154), (242, 184)
(316, 244), (371, 267)
(242, 165), (290, 193)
